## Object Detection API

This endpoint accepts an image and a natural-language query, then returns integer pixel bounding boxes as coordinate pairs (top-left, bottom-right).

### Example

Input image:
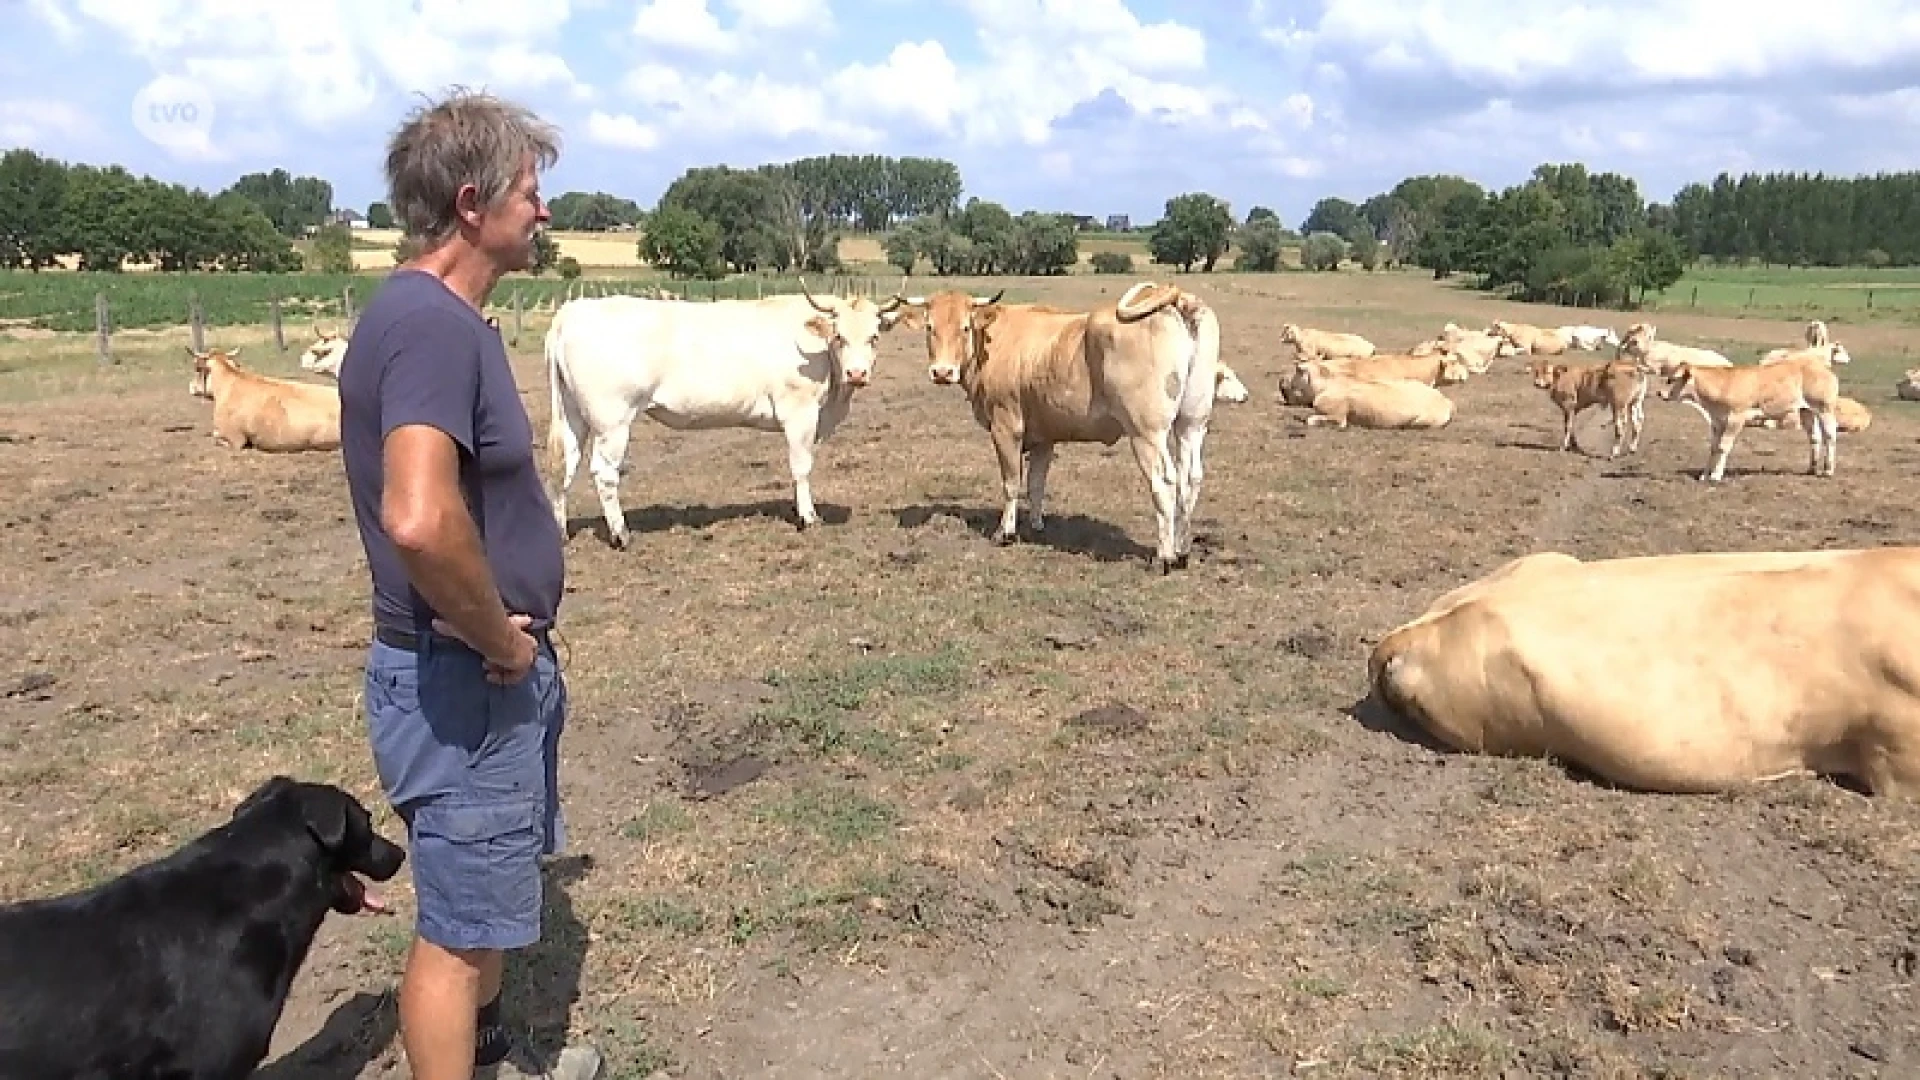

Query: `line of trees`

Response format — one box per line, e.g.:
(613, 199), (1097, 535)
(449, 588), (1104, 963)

(8, 136), (1919, 315)
(0, 150), (309, 271)
(1297, 164), (1690, 307)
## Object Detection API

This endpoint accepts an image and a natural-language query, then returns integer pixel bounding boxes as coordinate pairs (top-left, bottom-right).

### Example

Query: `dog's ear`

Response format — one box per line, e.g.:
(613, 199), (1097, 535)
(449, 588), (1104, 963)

(295, 785), (351, 855)
(233, 775), (297, 820)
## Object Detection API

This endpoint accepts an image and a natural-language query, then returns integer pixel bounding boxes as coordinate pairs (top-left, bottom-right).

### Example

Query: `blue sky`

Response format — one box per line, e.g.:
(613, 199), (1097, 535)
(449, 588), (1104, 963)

(6, 1), (1920, 229)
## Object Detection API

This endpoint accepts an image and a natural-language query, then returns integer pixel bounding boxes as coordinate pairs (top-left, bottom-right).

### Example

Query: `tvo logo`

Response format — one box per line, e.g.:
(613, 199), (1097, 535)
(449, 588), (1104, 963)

(131, 74), (217, 154)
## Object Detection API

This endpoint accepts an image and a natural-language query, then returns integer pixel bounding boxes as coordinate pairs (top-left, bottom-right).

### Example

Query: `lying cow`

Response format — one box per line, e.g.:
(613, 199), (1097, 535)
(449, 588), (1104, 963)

(1558, 324), (1621, 351)
(1301, 376), (1454, 430)
(1489, 319), (1571, 356)
(1761, 342), (1851, 367)
(1617, 323), (1732, 376)
(898, 281), (1221, 572)
(187, 347), (342, 452)
(1287, 350), (1469, 407)
(544, 282), (908, 546)
(299, 328), (349, 379)
(1215, 363), (1249, 403)
(1659, 356), (1840, 482)
(1745, 394), (1871, 434)
(1528, 357), (1647, 458)
(1279, 323), (1375, 363)
(1899, 369), (1920, 401)
(1366, 546), (1920, 796)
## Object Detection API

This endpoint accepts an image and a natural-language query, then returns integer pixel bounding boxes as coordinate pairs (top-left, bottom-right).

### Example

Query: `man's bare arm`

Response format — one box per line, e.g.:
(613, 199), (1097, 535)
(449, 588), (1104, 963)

(380, 423), (523, 663)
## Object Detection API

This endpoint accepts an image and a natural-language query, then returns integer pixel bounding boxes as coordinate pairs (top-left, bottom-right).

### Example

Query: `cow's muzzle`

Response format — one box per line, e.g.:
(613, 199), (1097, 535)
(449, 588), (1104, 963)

(929, 366), (958, 385)
(845, 370), (870, 388)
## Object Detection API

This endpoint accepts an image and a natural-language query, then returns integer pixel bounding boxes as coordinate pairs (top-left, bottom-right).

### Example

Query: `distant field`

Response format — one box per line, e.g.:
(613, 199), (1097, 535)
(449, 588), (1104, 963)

(1646, 264), (1920, 324)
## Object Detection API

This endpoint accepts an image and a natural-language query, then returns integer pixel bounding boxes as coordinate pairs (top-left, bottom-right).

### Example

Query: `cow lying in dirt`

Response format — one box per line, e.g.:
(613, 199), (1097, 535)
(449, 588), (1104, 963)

(1366, 546), (1920, 796)
(187, 347), (342, 453)
(1300, 376), (1455, 430)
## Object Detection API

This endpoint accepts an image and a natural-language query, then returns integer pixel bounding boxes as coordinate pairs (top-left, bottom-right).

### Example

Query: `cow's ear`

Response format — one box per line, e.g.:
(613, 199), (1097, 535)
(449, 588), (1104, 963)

(972, 305), (1000, 329)
(805, 315), (834, 342)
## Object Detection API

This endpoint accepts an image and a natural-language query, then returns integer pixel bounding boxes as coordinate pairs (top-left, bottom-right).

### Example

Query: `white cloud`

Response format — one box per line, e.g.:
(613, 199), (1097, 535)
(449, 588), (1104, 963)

(0, 99), (97, 147)
(586, 110), (661, 150)
(633, 0), (738, 55)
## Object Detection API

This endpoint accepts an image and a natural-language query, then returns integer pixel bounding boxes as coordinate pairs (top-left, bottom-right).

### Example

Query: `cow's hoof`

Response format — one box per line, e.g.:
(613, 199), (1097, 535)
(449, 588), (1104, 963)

(992, 531), (1017, 547)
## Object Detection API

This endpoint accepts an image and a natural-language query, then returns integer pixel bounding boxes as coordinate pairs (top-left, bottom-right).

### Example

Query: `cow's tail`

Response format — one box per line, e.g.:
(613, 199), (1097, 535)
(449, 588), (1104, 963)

(544, 303), (572, 496)
(1116, 281), (1219, 419)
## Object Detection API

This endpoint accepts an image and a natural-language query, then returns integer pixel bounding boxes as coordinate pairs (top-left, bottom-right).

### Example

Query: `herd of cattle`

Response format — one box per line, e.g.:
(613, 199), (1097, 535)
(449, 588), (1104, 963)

(167, 278), (1920, 800)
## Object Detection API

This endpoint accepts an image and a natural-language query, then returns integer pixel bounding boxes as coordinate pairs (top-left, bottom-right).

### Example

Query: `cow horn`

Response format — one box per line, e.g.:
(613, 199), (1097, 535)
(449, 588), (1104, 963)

(797, 277), (834, 314)
(876, 275), (909, 312)
(972, 288), (1005, 307)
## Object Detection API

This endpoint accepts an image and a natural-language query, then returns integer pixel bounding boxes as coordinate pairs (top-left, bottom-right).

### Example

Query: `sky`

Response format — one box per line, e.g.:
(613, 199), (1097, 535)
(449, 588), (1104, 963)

(5, 1), (1920, 228)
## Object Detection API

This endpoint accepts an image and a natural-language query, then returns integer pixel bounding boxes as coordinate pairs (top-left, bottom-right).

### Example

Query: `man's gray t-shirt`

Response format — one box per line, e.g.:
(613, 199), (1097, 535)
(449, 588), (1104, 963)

(339, 269), (564, 636)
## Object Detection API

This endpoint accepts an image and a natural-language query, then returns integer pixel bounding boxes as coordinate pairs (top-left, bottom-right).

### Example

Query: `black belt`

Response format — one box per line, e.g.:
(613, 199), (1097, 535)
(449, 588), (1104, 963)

(376, 624), (551, 653)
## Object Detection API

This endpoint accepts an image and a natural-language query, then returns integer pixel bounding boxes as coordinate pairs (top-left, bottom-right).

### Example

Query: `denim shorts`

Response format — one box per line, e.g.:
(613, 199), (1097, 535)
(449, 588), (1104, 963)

(363, 630), (567, 952)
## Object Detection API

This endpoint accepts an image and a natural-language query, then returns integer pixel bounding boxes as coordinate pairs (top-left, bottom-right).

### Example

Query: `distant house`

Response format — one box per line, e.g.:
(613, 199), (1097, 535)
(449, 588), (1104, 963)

(1105, 214), (1131, 231)
(1071, 214), (1099, 231)
(325, 209), (370, 230)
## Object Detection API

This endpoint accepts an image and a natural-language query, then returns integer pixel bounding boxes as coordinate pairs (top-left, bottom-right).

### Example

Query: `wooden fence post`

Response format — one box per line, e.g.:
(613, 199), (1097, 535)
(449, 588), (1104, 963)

(511, 289), (524, 347)
(188, 292), (205, 353)
(270, 296), (285, 354)
(343, 284), (356, 327)
(95, 291), (111, 366)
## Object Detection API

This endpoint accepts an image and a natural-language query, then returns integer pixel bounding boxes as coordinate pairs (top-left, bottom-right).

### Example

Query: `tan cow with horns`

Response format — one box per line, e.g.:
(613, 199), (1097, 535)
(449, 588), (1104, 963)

(895, 281), (1222, 573)
(187, 346), (342, 452)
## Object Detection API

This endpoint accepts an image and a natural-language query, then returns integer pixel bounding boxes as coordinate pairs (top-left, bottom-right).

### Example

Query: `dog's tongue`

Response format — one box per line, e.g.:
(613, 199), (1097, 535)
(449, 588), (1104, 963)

(342, 873), (390, 915)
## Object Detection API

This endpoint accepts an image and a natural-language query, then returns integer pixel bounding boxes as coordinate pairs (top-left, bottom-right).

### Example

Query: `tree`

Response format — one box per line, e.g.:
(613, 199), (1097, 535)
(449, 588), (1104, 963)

(220, 168), (332, 236)
(548, 191), (644, 231)
(885, 228), (920, 274)
(639, 205), (724, 278)
(307, 224), (354, 274)
(1300, 231), (1346, 271)
(529, 230), (559, 275)
(1149, 192), (1233, 271)
(366, 201), (394, 229)
(1610, 228), (1688, 306)
(1245, 206), (1280, 227)
(1234, 217), (1286, 271)
(1300, 197), (1371, 245)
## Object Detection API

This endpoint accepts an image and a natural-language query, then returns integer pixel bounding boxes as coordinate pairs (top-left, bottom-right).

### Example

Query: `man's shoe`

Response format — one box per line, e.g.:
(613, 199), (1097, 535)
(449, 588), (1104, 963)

(479, 1042), (604, 1080)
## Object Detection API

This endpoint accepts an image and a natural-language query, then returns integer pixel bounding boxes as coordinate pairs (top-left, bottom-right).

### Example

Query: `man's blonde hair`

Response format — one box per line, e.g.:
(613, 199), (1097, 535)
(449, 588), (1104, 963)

(384, 87), (560, 249)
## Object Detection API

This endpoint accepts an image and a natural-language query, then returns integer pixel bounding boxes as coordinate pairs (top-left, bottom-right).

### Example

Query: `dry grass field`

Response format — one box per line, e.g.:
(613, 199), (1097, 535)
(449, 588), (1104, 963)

(4, 270), (1920, 1079)
(347, 227), (1167, 273)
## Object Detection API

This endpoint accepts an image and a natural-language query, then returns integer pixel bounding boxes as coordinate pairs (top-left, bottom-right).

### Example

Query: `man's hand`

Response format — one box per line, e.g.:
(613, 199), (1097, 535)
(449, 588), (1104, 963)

(433, 613), (538, 685)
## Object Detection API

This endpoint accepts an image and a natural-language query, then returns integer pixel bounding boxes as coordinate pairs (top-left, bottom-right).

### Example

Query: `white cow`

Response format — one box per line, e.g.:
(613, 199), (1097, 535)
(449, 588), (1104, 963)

(545, 283), (909, 547)
(1558, 325), (1621, 351)
(299, 329), (348, 378)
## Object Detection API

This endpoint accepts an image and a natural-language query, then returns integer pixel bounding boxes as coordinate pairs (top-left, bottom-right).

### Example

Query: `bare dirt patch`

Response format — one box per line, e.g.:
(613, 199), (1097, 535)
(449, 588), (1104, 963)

(4, 270), (1919, 1078)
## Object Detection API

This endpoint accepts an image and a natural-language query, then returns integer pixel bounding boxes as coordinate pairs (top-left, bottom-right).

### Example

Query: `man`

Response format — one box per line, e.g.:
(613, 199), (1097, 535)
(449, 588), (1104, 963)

(338, 88), (601, 1080)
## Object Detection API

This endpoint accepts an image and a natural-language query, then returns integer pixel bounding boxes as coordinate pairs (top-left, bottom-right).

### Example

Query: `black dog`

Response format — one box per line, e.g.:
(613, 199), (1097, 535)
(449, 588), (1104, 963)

(0, 775), (407, 1079)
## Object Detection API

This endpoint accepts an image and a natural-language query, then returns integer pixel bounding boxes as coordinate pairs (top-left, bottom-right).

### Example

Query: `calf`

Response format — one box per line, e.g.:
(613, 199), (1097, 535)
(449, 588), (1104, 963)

(1659, 356), (1840, 482)
(188, 347), (342, 452)
(1529, 357), (1647, 458)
